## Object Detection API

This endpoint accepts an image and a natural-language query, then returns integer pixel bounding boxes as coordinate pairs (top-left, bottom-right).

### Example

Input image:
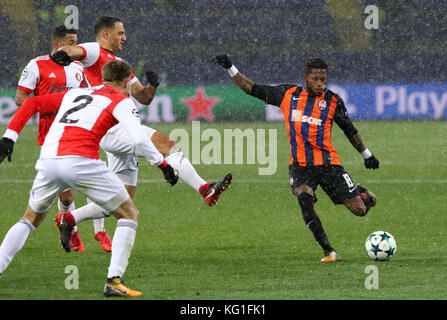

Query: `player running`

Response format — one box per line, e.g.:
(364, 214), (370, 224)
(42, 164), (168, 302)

(0, 60), (177, 296)
(51, 16), (232, 231)
(213, 55), (379, 262)
(15, 25), (113, 252)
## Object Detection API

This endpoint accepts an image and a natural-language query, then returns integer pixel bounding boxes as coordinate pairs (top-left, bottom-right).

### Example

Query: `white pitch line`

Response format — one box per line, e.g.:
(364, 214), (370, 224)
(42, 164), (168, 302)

(1, 179), (447, 184)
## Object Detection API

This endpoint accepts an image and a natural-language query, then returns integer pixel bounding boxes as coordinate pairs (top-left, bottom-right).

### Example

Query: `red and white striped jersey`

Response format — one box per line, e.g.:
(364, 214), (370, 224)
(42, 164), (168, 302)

(17, 55), (86, 145)
(4, 85), (163, 165)
(18, 55), (85, 95)
(77, 42), (138, 87)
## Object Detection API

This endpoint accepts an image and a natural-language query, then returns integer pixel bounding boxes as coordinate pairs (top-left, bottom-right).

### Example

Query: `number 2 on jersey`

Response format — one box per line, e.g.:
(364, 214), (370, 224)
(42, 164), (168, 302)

(60, 95), (93, 124)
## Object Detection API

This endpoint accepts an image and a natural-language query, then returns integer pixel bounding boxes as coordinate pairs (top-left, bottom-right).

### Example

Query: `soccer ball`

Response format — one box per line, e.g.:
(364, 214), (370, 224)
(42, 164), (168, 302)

(365, 231), (397, 261)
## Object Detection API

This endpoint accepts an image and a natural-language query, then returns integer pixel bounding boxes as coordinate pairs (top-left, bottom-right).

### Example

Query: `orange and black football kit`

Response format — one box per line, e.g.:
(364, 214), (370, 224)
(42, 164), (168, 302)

(250, 83), (360, 204)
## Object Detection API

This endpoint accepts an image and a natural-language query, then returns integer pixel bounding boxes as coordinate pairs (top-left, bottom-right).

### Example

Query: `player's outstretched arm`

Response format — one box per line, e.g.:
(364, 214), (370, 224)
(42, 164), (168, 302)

(130, 71), (160, 105)
(212, 54), (254, 94)
(0, 93), (66, 164)
(0, 95), (57, 163)
(212, 54), (289, 108)
(56, 45), (85, 61)
(348, 133), (379, 169)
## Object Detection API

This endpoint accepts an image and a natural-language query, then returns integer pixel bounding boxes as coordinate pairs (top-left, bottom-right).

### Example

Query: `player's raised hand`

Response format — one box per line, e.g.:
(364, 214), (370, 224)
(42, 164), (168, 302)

(145, 70), (160, 88)
(0, 137), (14, 163)
(364, 154), (379, 169)
(212, 54), (232, 69)
(51, 50), (72, 66)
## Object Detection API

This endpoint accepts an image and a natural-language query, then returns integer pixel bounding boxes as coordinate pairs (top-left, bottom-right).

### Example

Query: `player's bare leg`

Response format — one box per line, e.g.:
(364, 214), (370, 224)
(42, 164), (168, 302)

(0, 206), (47, 275)
(151, 130), (232, 206)
(58, 189), (74, 210)
(293, 185), (339, 262)
(124, 185), (136, 199)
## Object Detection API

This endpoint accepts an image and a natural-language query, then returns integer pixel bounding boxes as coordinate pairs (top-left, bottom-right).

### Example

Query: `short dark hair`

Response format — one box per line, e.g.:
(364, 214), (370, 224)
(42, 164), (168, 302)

(94, 16), (122, 35)
(304, 58), (328, 74)
(52, 25), (77, 41)
(102, 60), (132, 82)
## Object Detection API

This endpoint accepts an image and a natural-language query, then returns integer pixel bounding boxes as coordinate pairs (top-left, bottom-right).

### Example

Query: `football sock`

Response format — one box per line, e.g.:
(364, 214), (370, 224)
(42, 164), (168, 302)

(297, 192), (334, 255)
(362, 197), (372, 213)
(93, 218), (105, 234)
(86, 199), (107, 233)
(0, 218), (35, 274)
(57, 198), (75, 212)
(164, 149), (206, 192)
(199, 183), (211, 197)
(58, 199), (78, 233)
(107, 219), (137, 279)
(71, 202), (110, 225)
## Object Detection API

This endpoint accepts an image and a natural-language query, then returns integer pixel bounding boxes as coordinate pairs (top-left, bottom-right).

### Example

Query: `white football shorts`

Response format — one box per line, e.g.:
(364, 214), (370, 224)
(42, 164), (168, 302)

(29, 157), (130, 213)
(100, 124), (157, 186)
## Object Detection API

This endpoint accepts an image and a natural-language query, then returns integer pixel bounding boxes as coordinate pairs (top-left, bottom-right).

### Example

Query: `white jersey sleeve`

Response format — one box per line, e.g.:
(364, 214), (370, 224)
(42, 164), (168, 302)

(112, 98), (164, 166)
(18, 60), (39, 92)
(77, 42), (101, 68)
(130, 75), (139, 85)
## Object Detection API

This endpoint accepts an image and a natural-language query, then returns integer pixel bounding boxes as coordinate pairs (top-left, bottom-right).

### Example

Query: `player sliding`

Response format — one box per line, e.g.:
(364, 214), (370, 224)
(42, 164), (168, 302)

(0, 60), (177, 296)
(213, 55), (379, 262)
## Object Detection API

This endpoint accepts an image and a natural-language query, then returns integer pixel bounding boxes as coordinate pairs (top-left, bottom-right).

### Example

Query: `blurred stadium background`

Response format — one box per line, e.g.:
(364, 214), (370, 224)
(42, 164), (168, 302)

(1, 1), (447, 301)
(0, 0), (446, 122)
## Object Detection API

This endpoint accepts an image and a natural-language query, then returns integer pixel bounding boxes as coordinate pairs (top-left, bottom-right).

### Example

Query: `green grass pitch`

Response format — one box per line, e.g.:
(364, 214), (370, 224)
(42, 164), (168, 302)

(0, 121), (446, 300)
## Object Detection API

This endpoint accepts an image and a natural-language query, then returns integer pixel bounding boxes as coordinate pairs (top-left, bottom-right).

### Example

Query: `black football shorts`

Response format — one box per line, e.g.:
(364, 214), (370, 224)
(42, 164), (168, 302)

(288, 163), (360, 204)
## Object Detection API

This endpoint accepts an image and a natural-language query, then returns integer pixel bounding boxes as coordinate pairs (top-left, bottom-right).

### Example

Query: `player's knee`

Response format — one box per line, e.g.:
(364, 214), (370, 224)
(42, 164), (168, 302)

(59, 197), (73, 207)
(297, 192), (314, 208)
(346, 198), (367, 216)
(23, 206), (47, 228)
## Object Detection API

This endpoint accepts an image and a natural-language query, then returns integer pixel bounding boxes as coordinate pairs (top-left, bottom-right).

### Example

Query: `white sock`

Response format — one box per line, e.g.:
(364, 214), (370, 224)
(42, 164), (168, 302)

(86, 198), (107, 233)
(58, 199), (78, 233)
(0, 218), (35, 274)
(93, 218), (105, 234)
(57, 198), (75, 212)
(71, 202), (110, 226)
(165, 150), (206, 191)
(107, 219), (137, 279)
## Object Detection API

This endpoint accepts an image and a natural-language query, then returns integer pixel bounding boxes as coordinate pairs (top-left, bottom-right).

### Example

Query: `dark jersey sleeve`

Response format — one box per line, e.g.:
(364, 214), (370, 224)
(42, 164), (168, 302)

(333, 95), (358, 138)
(250, 83), (296, 107)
